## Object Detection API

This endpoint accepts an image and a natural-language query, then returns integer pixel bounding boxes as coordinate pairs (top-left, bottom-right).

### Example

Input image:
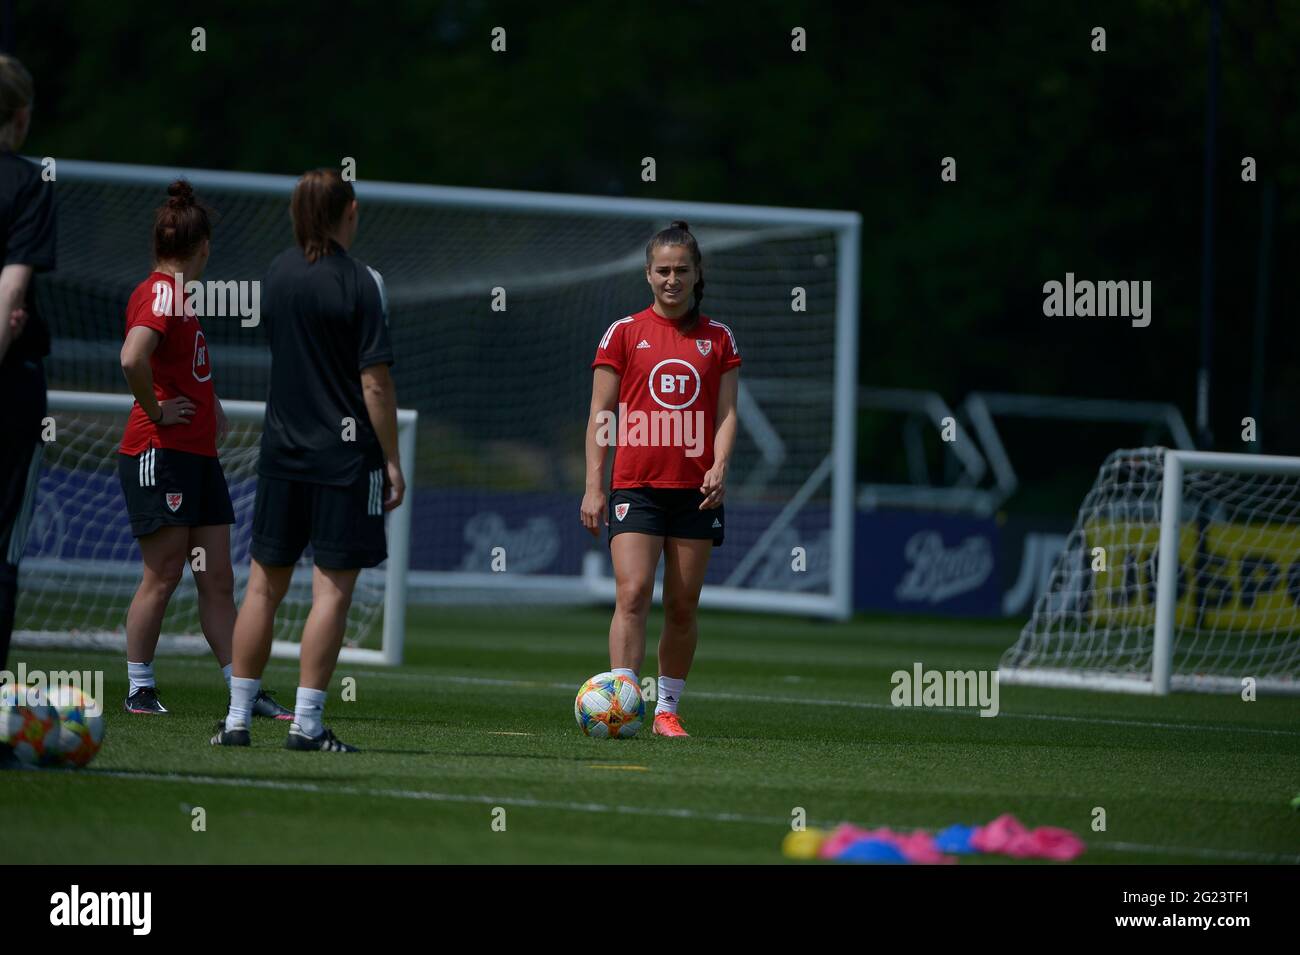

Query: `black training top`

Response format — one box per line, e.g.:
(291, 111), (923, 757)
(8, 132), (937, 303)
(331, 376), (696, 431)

(258, 240), (394, 486)
(0, 151), (56, 371)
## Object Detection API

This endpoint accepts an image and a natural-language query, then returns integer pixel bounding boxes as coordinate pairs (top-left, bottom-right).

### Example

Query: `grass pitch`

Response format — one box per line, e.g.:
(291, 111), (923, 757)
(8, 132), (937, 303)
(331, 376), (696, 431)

(4, 607), (1298, 864)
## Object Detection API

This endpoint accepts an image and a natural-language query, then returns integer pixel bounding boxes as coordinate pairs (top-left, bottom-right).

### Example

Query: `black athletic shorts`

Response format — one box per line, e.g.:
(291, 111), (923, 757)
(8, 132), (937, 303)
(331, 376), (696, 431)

(250, 468), (387, 570)
(608, 487), (724, 547)
(117, 447), (235, 537)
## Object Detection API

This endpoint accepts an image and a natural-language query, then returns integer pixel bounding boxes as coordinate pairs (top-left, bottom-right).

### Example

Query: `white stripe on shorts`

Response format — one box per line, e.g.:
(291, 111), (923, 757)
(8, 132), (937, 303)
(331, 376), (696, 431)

(7, 446), (42, 564)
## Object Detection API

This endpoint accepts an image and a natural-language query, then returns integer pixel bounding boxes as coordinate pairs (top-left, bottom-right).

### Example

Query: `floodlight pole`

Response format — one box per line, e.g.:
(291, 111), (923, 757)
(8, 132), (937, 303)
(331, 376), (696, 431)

(1197, 0), (1222, 450)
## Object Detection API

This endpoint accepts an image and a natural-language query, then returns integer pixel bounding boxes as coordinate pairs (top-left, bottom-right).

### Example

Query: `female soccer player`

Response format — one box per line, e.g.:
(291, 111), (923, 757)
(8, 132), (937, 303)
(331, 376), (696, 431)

(117, 180), (290, 719)
(0, 54), (52, 686)
(214, 167), (403, 752)
(581, 220), (740, 737)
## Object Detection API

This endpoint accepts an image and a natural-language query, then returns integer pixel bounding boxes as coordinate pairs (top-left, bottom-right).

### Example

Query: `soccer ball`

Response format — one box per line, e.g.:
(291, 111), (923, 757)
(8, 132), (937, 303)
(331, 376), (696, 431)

(0, 683), (58, 766)
(46, 686), (106, 768)
(574, 672), (645, 739)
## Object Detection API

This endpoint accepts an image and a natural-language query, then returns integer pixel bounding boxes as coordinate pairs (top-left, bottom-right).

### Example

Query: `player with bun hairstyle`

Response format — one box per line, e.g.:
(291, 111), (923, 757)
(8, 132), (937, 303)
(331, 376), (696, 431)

(117, 180), (291, 719)
(582, 220), (741, 737)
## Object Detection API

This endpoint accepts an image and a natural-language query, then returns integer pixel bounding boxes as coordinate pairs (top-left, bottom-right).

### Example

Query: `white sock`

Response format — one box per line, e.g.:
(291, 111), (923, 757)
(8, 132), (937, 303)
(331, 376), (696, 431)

(221, 663), (233, 688)
(127, 661), (155, 694)
(656, 676), (685, 715)
(294, 687), (328, 738)
(226, 676), (260, 730)
(611, 667), (637, 682)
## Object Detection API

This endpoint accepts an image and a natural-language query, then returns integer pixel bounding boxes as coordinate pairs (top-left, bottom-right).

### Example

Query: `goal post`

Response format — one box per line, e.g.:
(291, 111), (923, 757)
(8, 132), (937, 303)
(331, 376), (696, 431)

(1001, 447), (1300, 695)
(31, 158), (861, 621)
(15, 390), (417, 666)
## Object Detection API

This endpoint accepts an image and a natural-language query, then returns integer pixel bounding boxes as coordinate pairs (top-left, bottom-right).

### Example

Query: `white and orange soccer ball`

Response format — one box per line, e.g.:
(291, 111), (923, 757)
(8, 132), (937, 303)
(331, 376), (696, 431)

(574, 672), (645, 739)
(46, 685), (105, 768)
(0, 683), (58, 766)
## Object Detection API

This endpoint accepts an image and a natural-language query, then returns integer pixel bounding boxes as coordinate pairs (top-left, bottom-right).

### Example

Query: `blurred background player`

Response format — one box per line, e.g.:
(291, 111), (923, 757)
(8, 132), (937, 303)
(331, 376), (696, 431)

(215, 168), (403, 752)
(0, 54), (52, 681)
(581, 220), (740, 737)
(117, 180), (290, 719)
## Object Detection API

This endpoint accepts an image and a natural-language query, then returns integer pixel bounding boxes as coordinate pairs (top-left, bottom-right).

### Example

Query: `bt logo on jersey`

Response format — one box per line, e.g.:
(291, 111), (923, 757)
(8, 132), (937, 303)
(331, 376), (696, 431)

(660, 372), (692, 395)
(192, 330), (211, 382)
(649, 358), (700, 410)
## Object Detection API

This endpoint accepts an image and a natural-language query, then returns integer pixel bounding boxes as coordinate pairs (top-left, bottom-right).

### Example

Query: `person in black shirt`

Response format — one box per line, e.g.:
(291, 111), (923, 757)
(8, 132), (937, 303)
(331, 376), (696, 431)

(0, 54), (53, 677)
(215, 168), (404, 752)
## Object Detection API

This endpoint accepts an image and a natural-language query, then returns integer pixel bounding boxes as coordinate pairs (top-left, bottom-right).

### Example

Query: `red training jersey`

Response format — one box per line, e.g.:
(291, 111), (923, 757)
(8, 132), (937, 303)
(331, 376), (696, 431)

(591, 306), (741, 489)
(119, 271), (218, 457)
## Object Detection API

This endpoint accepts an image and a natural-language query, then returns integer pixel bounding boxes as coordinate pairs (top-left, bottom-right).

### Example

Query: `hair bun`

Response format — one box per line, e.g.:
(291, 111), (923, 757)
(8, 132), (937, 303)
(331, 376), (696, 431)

(669, 219), (691, 233)
(166, 179), (195, 207)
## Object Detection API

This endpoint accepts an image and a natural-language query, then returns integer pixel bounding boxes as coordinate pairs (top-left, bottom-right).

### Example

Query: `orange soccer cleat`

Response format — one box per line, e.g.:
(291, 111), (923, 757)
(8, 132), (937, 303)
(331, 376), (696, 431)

(652, 712), (690, 737)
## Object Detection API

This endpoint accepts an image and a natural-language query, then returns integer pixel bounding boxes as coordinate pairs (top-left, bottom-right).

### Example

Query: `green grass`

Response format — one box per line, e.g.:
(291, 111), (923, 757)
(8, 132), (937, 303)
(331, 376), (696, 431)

(4, 607), (1299, 863)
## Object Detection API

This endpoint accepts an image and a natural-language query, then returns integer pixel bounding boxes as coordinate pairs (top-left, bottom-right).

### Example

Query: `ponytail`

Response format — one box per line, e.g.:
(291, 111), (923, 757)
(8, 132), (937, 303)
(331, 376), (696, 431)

(291, 168), (355, 263)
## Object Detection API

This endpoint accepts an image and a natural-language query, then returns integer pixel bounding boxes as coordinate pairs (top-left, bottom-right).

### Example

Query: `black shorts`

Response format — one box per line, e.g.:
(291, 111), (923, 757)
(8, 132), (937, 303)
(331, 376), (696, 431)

(251, 469), (387, 570)
(117, 447), (235, 537)
(608, 487), (724, 547)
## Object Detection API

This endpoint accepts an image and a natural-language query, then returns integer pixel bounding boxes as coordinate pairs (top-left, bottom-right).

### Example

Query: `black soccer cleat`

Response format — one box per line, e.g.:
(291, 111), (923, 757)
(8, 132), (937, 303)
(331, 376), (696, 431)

(284, 724), (358, 752)
(251, 689), (294, 721)
(210, 719), (250, 747)
(124, 686), (169, 715)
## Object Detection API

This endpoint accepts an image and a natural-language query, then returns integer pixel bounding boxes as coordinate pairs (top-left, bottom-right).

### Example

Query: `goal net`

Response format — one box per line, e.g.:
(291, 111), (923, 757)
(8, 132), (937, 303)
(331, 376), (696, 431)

(21, 159), (859, 634)
(1001, 447), (1300, 694)
(16, 391), (415, 664)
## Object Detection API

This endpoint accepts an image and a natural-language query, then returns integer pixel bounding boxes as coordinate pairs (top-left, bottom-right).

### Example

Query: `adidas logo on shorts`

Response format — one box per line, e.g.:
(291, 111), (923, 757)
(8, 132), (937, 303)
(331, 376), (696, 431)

(712, 517), (722, 529)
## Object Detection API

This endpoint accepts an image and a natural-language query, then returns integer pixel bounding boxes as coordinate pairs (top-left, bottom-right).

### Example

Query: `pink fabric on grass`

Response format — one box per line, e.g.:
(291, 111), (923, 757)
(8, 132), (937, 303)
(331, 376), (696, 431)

(884, 829), (955, 865)
(817, 824), (956, 864)
(970, 813), (1086, 861)
(817, 824), (875, 859)
(816, 815), (1085, 864)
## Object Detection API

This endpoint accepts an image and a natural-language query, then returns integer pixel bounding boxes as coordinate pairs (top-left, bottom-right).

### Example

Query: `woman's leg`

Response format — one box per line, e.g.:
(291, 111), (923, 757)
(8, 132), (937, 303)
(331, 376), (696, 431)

(223, 558), (293, 731)
(298, 564), (359, 691)
(188, 523), (235, 667)
(658, 537), (712, 680)
(124, 525), (190, 663)
(276, 564), (359, 743)
(231, 559), (292, 680)
(608, 532), (663, 674)
(654, 537), (713, 730)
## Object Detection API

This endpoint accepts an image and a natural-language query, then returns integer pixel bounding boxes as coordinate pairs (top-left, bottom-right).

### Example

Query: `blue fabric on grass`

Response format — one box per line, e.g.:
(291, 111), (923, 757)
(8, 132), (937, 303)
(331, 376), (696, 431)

(935, 824), (977, 853)
(836, 839), (908, 864)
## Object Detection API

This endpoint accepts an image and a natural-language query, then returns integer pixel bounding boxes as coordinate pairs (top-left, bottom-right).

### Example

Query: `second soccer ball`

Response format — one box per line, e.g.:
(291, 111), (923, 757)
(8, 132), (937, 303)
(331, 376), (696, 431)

(0, 683), (58, 766)
(47, 686), (106, 768)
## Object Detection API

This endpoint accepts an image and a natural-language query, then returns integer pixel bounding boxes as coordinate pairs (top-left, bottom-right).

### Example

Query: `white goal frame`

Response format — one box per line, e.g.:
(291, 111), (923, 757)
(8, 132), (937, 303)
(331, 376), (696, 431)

(41, 158), (861, 620)
(16, 390), (417, 665)
(1152, 450), (1300, 695)
(1001, 448), (1300, 696)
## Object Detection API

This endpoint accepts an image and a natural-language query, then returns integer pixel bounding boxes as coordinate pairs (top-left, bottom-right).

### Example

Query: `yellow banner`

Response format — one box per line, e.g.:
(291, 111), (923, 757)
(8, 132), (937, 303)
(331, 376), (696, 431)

(1084, 519), (1300, 631)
